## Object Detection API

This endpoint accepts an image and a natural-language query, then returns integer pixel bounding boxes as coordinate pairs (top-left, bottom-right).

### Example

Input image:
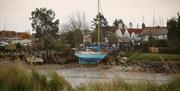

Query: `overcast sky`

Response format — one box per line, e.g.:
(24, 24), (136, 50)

(0, 0), (180, 32)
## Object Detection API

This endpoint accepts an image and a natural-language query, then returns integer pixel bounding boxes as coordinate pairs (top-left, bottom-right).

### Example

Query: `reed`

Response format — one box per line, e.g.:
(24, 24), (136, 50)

(0, 63), (179, 91)
(0, 63), (72, 91)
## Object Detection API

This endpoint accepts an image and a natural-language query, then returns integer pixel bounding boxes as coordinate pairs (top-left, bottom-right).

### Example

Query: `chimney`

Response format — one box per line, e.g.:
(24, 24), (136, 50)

(129, 22), (132, 28)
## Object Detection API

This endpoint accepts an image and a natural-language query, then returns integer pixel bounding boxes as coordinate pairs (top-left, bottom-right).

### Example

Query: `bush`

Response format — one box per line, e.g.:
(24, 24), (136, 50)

(159, 47), (180, 54)
(140, 41), (149, 52)
(50, 41), (65, 52)
(155, 39), (169, 47)
(0, 63), (31, 91)
(31, 69), (47, 91)
(47, 72), (72, 91)
(166, 76), (180, 91)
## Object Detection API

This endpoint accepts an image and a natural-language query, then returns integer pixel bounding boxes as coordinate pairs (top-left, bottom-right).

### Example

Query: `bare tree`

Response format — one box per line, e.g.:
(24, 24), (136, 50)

(60, 12), (89, 32)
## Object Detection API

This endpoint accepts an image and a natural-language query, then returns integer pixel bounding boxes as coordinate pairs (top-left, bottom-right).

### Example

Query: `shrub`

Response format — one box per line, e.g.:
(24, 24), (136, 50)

(0, 63), (31, 91)
(166, 76), (180, 91)
(155, 39), (169, 47)
(47, 72), (72, 91)
(159, 47), (180, 54)
(30, 69), (47, 91)
(0, 63), (72, 91)
(50, 41), (65, 52)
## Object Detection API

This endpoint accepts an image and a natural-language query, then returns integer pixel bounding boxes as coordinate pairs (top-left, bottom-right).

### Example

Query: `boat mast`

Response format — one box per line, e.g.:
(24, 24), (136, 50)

(83, 12), (85, 46)
(98, 0), (100, 46)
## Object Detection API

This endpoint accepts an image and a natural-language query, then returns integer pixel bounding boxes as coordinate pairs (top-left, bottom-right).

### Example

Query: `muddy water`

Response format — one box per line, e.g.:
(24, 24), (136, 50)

(37, 65), (174, 87)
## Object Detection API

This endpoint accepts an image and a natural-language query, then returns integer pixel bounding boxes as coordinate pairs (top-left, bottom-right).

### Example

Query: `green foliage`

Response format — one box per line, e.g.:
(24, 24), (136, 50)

(0, 63), (31, 91)
(92, 13), (109, 30)
(129, 53), (180, 61)
(47, 72), (72, 91)
(167, 13), (180, 47)
(113, 19), (125, 28)
(49, 41), (65, 52)
(91, 30), (102, 43)
(148, 36), (156, 47)
(155, 39), (169, 47)
(31, 69), (47, 91)
(158, 47), (180, 54)
(30, 8), (59, 49)
(74, 79), (167, 91)
(0, 63), (180, 91)
(60, 29), (83, 47)
(166, 76), (180, 91)
(108, 32), (118, 42)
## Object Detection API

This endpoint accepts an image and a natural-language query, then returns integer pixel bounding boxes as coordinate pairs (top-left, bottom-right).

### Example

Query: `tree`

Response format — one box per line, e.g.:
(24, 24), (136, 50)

(113, 19), (125, 29)
(148, 35), (155, 47)
(60, 12), (89, 32)
(92, 13), (109, 30)
(108, 32), (118, 43)
(91, 13), (108, 43)
(113, 19), (118, 28)
(167, 13), (180, 47)
(59, 12), (89, 47)
(29, 8), (60, 49)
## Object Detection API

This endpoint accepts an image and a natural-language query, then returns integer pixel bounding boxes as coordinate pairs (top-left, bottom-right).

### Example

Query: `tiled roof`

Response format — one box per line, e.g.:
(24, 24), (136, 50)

(127, 28), (143, 34)
(141, 27), (168, 36)
(0, 30), (31, 39)
(100, 26), (143, 34)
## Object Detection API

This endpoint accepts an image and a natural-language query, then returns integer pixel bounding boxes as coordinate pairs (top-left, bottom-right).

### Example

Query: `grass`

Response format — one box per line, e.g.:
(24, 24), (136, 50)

(129, 53), (180, 61)
(0, 63), (72, 91)
(74, 77), (180, 91)
(0, 63), (180, 91)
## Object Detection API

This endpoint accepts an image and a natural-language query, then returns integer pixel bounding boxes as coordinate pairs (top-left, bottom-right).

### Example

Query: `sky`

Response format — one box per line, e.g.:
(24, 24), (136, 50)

(0, 0), (180, 33)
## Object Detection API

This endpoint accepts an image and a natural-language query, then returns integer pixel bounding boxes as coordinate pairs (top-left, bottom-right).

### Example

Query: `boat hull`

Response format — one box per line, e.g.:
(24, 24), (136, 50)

(75, 52), (107, 64)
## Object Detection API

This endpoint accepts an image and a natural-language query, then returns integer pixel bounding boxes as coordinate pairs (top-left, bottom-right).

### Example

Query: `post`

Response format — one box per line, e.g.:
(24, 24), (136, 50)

(98, 0), (100, 47)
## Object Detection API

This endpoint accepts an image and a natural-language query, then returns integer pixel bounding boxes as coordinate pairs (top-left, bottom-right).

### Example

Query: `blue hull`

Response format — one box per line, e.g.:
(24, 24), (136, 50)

(75, 52), (107, 64)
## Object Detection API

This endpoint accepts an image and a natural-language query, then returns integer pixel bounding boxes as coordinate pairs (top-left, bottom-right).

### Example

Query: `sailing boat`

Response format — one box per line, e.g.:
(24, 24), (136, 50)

(75, 0), (107, 64)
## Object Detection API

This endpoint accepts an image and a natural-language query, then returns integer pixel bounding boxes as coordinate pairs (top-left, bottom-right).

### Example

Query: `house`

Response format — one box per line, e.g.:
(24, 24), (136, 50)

(0, 30), (32, 46)
(113, 24), (143, 43)
(0, 30), (16, 38)
(99, 24), (144, 43)
(84, 34), (92, 43)
(128, 28), (143, 41)
(140, 27), (168, 41)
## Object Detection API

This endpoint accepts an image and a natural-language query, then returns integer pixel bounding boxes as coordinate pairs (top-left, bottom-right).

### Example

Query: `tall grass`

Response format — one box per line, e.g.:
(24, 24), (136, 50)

(129, 53), (180, 61)
(0, 63), (179, 91)
(0, 63), (72, 91)
(74, 77), (180, 91)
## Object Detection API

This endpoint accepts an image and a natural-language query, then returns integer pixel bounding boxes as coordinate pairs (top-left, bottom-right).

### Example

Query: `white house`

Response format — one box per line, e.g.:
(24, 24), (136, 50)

(140, 27), (168, 41)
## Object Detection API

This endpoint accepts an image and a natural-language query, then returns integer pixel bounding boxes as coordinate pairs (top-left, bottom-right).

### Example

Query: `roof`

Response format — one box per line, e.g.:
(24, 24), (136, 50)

(141, 27), (168, 36)
(127, 28), (143, 34)
(100, 26), (143, 34)
(0, 30), (31, 39)
(0, 30), (16, 38)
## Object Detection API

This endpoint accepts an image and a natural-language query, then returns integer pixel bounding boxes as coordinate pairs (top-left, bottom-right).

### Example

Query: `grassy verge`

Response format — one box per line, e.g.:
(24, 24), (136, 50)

(0, 63), (180, 91)
(129, 53), (180, 61)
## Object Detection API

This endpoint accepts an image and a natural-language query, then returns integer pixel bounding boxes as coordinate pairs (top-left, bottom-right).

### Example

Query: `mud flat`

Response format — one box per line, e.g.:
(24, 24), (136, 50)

(35, 64), (176, 87)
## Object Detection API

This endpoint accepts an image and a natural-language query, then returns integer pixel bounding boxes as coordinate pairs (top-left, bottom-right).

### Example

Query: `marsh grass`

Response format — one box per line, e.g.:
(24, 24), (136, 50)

(74, 77), (180, 91)
(129, 53), (180, 61)
(0, 63), (72, 91)
(0, 63), (179, 91)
